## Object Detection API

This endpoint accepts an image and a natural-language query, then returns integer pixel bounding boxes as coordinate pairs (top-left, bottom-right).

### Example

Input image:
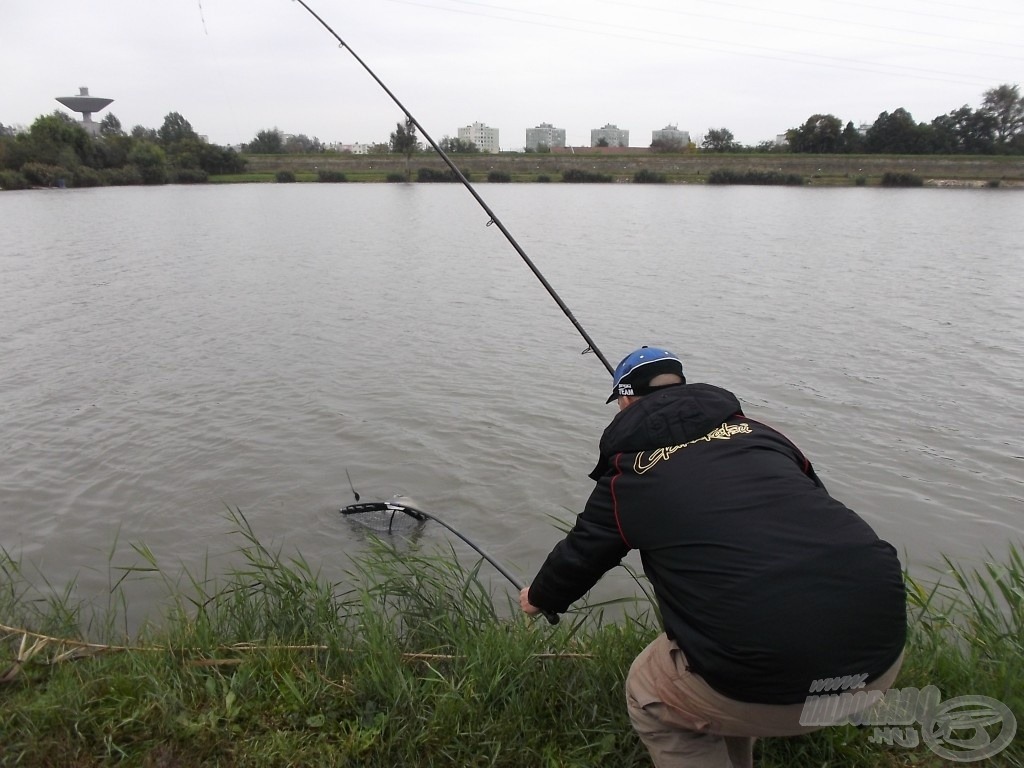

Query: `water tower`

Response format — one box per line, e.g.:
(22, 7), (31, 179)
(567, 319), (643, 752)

(55, 86), (114, 135)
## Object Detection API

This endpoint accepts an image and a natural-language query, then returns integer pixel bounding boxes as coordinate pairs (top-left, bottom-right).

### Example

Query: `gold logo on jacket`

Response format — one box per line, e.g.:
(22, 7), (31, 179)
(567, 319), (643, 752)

(633, 422), (752, 474)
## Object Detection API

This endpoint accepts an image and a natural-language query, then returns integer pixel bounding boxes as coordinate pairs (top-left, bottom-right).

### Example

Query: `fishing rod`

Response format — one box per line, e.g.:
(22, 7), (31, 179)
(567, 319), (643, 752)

(290, 0), (613, 375)
(340, 495), (560, 625)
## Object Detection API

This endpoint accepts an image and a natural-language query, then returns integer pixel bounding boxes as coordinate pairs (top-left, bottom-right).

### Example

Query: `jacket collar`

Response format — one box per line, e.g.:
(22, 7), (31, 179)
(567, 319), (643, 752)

(589, 384), (743, 479)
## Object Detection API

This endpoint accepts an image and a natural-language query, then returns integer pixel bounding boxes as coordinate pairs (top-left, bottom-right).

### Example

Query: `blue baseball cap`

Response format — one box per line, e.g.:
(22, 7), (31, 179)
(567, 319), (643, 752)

(606, 346), (685, 403)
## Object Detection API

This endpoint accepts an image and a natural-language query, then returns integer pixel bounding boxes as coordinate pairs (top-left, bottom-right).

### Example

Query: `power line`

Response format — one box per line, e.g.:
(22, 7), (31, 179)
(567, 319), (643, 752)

(386, 0), (1017, 88)
(820, 0), (1024, 26)
(675, 0), (1024, 47)
(591, 0), (1024, 55)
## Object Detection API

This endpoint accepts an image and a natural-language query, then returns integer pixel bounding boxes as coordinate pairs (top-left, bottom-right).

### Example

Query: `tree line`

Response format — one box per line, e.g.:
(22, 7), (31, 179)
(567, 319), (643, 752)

(243, 122), (480, 157)
(0, 112), (486, 189)
(0, 111), (246, 189)
(700, 84), (1023, 155)
(2, 82), (1020, 189)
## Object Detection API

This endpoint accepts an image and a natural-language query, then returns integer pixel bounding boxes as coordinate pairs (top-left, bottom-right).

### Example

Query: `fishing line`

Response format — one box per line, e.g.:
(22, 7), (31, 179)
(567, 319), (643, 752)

(290, 0), (613, 375)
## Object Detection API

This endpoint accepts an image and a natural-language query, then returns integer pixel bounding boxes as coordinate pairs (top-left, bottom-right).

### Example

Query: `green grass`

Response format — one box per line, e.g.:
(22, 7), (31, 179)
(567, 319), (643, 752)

(1, 511), (1021, 767)
(208, 173), (277, 184)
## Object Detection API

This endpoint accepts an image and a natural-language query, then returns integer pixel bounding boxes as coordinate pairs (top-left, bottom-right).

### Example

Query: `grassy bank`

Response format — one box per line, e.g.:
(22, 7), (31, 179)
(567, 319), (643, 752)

(2, 512), (1021, 767)
(227, 152), (1024, 188)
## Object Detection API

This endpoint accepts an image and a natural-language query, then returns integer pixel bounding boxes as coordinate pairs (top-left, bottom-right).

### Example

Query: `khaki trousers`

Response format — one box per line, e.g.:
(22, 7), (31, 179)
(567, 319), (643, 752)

(625, 633), (904, 768)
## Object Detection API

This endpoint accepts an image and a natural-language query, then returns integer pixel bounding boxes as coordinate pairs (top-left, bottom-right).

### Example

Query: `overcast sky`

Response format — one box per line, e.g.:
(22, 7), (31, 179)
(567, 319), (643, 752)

(3, 0), (1022, 149)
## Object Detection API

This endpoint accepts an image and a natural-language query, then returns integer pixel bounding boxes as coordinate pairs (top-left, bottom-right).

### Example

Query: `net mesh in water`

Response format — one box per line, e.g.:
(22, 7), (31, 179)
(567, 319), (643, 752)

(340, 501), (426, 535)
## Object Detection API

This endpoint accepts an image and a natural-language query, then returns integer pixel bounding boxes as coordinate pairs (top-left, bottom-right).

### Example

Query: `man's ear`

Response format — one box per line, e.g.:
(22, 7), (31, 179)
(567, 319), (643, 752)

(618, 395), (638, 412)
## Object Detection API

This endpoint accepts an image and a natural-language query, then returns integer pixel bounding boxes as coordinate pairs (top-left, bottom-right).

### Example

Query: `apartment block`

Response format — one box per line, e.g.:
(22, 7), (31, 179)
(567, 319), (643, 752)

(525, 122), (566, 151)
(458, 121), (500, 153)
(590, 123), (629, 147)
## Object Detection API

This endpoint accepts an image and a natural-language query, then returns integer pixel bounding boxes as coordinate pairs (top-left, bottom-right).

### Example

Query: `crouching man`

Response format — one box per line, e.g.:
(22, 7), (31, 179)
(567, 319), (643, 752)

(521, 346), (906, 768)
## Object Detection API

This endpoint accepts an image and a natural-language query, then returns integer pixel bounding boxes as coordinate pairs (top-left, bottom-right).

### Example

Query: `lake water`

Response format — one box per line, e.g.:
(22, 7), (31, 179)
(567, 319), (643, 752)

(1, 183), (1022, 628)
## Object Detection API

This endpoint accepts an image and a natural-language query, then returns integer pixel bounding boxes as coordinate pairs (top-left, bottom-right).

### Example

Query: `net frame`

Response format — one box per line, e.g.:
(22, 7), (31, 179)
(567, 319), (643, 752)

(340, 500), (426, 534)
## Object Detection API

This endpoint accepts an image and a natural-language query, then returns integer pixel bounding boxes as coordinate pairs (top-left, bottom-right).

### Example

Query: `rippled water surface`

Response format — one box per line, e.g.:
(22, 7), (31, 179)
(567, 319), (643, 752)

(2, 184), (1022, 624)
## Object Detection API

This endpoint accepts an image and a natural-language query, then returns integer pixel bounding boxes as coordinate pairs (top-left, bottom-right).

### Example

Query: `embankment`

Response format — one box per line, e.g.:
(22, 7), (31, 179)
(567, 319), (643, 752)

(238, 152), (1024, 186)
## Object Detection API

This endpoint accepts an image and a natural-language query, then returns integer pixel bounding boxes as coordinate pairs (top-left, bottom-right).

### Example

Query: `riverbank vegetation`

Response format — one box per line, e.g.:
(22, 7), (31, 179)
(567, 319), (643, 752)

(707, 169), (805, 186)
(1, 510), (1021, 767)
(236, 152), (1024, 188)
(2, 82), (1022, 191)
(0, 111), (246, 191)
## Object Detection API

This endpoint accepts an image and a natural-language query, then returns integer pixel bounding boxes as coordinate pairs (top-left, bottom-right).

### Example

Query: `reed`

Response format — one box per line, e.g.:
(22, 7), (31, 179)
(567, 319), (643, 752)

(1, 513), (1020, 767)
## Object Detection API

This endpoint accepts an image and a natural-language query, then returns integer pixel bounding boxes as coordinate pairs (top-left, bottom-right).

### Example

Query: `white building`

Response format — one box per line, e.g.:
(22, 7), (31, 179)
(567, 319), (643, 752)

(525, 122), (566, 151)
(591, 123), (629, 147)
(458, 121), (500, 153)
(332, 142), (371, 154)
(652, 124), (690, 146)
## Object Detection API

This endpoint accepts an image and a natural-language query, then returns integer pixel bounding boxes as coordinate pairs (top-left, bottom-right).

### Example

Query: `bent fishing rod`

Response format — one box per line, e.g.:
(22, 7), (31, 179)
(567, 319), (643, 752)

(340, 494), (559, 625)
(291, 0), (613, 375)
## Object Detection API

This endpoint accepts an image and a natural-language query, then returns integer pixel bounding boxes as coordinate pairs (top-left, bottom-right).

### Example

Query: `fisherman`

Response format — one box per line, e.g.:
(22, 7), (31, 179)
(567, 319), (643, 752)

(520, 346), (906, 768)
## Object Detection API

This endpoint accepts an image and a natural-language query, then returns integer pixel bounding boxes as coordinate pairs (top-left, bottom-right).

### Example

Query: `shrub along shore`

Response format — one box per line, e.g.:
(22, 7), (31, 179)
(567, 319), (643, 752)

(1, 511), (1021, 767)
(228, 152), (1024, 188)
(5, 151), (1022, 190)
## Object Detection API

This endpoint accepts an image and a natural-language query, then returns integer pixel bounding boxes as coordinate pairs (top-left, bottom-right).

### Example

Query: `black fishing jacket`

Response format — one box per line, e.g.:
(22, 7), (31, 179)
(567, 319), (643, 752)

(528, 383), (906, 705)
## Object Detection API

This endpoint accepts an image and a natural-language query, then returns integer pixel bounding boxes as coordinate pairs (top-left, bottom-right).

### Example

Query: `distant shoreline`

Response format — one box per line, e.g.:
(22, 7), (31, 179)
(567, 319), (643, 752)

(230, 152), (1024, 187)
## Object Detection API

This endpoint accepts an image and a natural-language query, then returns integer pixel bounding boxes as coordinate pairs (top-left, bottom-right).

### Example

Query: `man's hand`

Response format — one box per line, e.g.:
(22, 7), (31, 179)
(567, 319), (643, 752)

(519, 586), (541, 616)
